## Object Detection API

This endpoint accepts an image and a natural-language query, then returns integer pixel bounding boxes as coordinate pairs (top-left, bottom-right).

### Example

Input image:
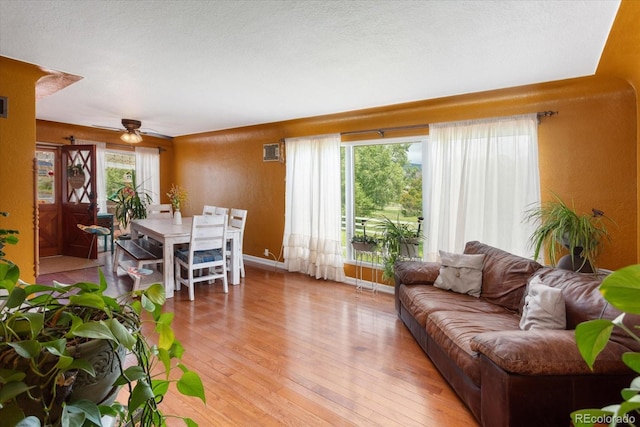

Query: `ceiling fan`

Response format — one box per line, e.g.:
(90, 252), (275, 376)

(93, 119), (173, 143)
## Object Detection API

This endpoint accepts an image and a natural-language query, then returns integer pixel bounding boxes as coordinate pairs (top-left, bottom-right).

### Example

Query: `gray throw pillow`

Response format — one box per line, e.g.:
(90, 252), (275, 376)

(434, 250), (486, 297)
(519, 276), (566, 330)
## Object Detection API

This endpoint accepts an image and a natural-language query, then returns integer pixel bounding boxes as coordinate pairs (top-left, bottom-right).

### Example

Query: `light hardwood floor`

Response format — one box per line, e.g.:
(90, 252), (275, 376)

(37, 252), (478, 427)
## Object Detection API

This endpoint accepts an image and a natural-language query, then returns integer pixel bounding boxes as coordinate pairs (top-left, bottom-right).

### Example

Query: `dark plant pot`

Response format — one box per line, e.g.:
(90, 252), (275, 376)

(557, 247), (594, 273)
(68, 338), (126, 405)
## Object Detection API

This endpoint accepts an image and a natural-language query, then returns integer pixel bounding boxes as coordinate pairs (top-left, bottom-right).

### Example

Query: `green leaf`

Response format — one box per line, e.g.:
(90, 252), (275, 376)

(104, 318), (136, 350)
(176, 370), (206, 404)
(5, 286), (26, 309)
(144, 283), (166, 307)
(575, 319), (614, 370)
(156, 313), (175, 350)
(8, 340), (42, 358)
(63, 399), (103, 426)
(68, 293), (107, 312)
(0, 368), (26, 384)
(42, 338), (68, 356)
(114, 365), (146, 385)
(128, 380), (155, 412)
(622, 352), (640, 374)
(0, 381), (31, 403)
(66, 358), (95, 377)
(72, 321), (116, 341)
(184, 418), (199, 427)
(17, 312), (44, 338)
(151, 379), (170, 396)
(600, 265), (640, 314)
(60, 405), (86, 427)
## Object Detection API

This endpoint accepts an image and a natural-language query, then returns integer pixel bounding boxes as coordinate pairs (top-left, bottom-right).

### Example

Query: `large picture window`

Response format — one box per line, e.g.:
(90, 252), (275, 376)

(342, 137), (425, 261)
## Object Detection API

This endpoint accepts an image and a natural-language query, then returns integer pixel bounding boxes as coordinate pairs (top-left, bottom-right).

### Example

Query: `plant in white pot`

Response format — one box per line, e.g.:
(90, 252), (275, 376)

(350, 219), (378, 253)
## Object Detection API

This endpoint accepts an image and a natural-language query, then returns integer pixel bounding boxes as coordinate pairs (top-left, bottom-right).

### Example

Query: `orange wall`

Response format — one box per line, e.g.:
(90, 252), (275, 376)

(174, 75), (637, 277)
(0, 57), (46, 281)
(596, 0), (640, 263)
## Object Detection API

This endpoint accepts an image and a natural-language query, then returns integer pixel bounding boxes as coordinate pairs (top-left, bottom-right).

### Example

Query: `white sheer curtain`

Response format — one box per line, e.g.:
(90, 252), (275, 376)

(283, 134), (345, 281)
(423, 114), (540, 260)
(135, 147), (160, 204)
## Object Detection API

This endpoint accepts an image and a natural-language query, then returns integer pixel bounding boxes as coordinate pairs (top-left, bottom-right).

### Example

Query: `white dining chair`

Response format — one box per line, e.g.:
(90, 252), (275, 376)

(227, 208), (247, 278)
(202, 205), (228, 216)
(174, 214), (228, 300)
(147, 204), (173, 219)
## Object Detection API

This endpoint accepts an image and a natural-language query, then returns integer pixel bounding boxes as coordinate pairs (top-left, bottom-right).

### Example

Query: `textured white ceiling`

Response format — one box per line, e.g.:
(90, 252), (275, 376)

(0, 0), (621, 138)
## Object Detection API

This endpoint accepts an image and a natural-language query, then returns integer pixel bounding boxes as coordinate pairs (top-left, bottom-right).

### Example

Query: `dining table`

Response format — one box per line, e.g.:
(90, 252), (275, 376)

(130, 217), (242, 298)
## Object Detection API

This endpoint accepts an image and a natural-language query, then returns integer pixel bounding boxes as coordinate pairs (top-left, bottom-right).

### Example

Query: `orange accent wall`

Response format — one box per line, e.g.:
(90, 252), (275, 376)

(174, 75), (637, 277)
(596, 0), (640, 263)
(0, 57), (46, 281)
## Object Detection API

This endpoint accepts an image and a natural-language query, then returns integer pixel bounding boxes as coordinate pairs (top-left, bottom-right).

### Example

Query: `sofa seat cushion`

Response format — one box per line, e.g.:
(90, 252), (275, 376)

(426, 311), (521, 385)
(470, 329), (632, 375)
(464, 241), (542, 313)
(399, 284), (511, 328)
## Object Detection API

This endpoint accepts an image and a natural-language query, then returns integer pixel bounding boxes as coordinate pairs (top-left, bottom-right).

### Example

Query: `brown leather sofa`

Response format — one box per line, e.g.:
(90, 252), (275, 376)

(394, 241), (639, 427)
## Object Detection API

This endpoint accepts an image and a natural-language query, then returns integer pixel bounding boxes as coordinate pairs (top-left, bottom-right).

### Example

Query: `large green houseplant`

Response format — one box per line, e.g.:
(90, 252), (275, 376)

(109, 172), (152, 233)
(572, 264), (640, 426)
(378, 216), (424, 281)
(525, 194), (612, 273)
(0, 213), (205, 426)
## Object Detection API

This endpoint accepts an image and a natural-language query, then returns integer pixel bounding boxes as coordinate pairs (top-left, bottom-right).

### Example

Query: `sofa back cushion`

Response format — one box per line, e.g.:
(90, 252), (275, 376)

(532, 267), (640, 352)
(464, 241), (543, 312)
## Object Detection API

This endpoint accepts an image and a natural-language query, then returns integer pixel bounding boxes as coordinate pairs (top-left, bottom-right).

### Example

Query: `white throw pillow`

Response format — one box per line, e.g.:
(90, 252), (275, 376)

(519, 276), (566, 330)
(434, 250), (485, 297)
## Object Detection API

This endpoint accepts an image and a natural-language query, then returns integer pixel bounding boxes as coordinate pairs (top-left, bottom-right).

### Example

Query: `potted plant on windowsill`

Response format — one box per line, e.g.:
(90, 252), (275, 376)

(109, 171), (152, 237)
(0, 214), (206, 426)
(524, 193), (613, 273)
(351, 219), (378, 253)
(378, 215), (424, 281)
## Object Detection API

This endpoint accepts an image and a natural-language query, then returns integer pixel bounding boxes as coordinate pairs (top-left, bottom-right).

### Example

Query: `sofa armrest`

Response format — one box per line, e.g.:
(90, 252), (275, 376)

(394, 261), (441, 315)
(470, 329), (631, 376)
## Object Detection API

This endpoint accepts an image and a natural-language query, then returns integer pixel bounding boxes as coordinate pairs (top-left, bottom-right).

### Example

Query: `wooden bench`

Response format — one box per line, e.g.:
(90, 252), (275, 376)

(113, 238), (164, 290)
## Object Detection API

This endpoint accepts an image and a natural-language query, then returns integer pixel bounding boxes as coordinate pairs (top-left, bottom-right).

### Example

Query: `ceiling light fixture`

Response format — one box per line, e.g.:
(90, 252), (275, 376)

(120, 129), (143, 143)
(120, 119), (143, 143)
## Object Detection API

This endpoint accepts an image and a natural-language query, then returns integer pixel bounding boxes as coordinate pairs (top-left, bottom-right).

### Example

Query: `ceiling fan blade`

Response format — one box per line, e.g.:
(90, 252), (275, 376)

(92, 124), (123, 132)
(140, 130), (173, 140)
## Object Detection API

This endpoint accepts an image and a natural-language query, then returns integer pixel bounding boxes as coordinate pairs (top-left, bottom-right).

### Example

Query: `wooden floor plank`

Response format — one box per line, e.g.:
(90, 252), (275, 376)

(36, 252), (479, 426)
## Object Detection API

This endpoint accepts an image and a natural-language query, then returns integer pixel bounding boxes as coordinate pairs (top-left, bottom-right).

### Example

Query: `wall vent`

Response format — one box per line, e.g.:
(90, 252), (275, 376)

(0, 97), (7, 118)
(263, 143), (280, 162)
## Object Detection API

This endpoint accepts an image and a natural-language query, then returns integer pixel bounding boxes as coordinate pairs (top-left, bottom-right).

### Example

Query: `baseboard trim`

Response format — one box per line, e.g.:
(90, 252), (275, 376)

(243, 255), (393, 294)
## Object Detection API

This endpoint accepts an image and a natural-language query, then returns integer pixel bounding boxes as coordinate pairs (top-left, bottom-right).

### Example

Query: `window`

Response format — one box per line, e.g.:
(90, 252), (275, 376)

(36, 150), (56, 204)
(105, 150), (136, 214)
(342, 137), (425, 261)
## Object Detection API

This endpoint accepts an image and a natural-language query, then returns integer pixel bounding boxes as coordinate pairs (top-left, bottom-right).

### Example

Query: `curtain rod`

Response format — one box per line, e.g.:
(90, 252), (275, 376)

(340, 110), (558, 137)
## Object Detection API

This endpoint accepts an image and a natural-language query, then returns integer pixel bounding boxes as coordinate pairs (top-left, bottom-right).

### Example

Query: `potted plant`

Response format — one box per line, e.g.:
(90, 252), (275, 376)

(0, 211), (19, 263)
(571, 264), (640, 426)
(109, 172), (152, 236)
(524, 193), (612, 273)
(0, 216), (205, 426)
(0, 266), (206, 427)
(378, 215), (424, 281)
(350, 219), (378, 253)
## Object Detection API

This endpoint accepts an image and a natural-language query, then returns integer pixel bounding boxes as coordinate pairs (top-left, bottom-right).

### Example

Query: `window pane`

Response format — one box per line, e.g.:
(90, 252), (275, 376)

(342, 139), (424, 261)
(36, 150), (55, 204)
(105, 151), (135, 214)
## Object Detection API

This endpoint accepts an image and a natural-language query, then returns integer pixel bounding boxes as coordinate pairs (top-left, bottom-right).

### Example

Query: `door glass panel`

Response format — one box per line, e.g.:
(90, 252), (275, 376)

(37, 150), (56, 204)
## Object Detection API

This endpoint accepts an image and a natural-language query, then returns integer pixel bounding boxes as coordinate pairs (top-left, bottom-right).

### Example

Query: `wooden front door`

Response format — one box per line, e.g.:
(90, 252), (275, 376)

(61, 145), (98, 258)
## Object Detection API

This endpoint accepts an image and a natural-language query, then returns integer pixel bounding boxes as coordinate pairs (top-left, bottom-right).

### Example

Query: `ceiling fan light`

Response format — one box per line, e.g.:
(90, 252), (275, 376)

(121, 130), (143, 143)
